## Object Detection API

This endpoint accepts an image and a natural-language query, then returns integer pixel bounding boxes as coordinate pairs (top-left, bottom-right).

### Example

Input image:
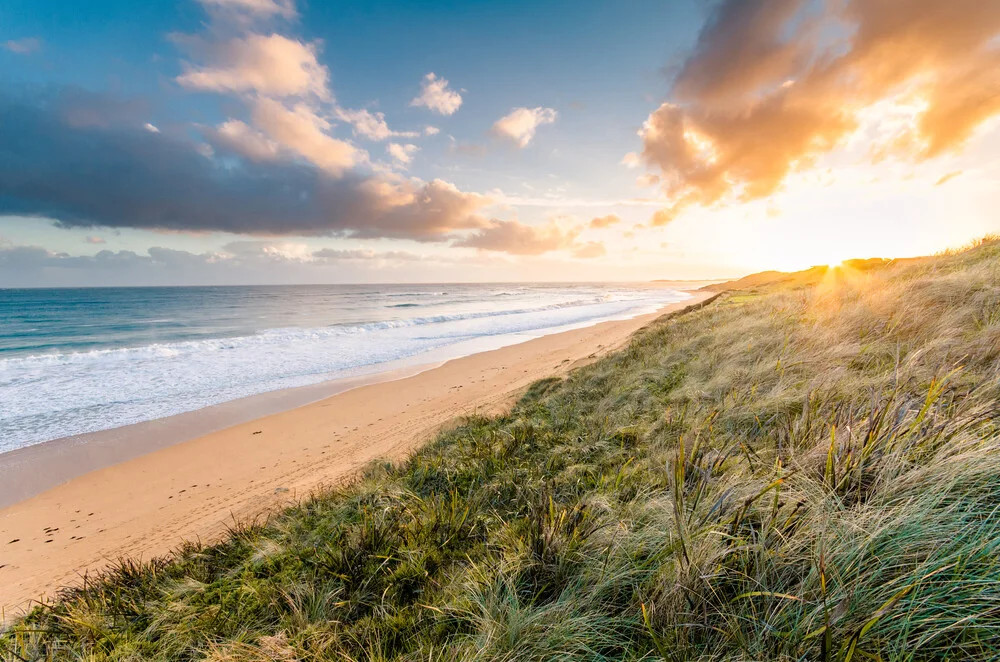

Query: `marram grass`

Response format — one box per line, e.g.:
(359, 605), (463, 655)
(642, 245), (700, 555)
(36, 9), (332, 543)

(4, 238), (1000, 661)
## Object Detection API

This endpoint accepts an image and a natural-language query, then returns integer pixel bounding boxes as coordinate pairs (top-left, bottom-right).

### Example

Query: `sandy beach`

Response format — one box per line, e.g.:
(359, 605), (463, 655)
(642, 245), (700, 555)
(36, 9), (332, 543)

(0, 293), (709, 619)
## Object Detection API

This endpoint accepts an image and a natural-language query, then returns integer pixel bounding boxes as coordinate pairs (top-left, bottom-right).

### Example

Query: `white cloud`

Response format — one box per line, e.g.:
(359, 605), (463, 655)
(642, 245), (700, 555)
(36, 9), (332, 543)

(3, 38), (41, 54)
(410, 73), (463, 115)
(251, 97), (361, 175)
(334, 107), (419, 141)
(173, 33), (330, 99)
(491, 107), (557, 147)
(143, 123), (160, 133)
(313, 248), (426, 262)
(196, 0), (297, 20)
(621, 152), (640, 168)
(424, 125), (440, 136)
(204, 119), (284, 161)
(171, 5), (365, 179)
(386, 143), (419, 166)
(223, 240), (314, 261)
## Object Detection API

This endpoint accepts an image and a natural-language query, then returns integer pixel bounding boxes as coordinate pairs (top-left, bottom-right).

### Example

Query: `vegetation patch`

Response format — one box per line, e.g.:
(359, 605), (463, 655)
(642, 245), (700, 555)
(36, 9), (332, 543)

(4, 239), (1000, 661)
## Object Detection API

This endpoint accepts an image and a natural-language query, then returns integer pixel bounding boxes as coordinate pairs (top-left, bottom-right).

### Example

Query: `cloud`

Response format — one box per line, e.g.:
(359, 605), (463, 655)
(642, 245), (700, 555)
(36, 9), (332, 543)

(620, 152), (640, 168)
(449, 140), (487, 158)
(0, 239), (499, 287)
(424, 126), (440, 136)
(172, 3), (374, 181)
(203, 118), (285, 161)
(635, 173), (659, 188)
(588, 214), (621, 229)
(3, 38), (41, 55)
(50, 87), (150, 128)
(572, 242), (606, 259)
(350, 178), (491, 240)
(935, 171), (963, 186)
(386, 142), (418, 166)
(639, 0), (1000, 224)
(334, 107), (419, 141)
(670, 0), (811, 109)
(84, 236), (106, 244)
(196, 0), (297, 20)
(486, 189), (662, 209)
(313, 247), (426, 262)
(454, 219), (581, 255)
(250, 97), (360, 175)
(0, 245), (153, 273)
(173, 32), (330, 99)
(222, 239), (313, 261)
(491, 107), (558, 147)
(410, 73), (463, 115)
(3, 240), (424, 275)
(0, 89), (490, 242)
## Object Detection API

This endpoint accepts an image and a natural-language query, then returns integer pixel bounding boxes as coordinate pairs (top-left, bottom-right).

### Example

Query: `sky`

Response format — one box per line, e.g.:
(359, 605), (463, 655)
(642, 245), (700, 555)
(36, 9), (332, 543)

(1, 0), (999, 286)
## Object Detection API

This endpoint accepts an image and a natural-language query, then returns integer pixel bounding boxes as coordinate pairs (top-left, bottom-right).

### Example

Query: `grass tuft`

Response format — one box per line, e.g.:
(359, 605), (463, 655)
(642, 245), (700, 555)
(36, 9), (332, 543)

(4, 238), (1000, 660)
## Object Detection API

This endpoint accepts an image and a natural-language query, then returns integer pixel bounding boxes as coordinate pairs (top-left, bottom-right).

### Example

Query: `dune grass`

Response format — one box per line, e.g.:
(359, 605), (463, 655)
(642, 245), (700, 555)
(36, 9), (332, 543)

(4, 238), (1000, 661)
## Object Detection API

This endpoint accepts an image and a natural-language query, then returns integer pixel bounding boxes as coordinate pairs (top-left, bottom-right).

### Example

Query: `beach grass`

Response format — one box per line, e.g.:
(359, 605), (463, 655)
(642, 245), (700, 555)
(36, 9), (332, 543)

(4, 237), (1000, 661)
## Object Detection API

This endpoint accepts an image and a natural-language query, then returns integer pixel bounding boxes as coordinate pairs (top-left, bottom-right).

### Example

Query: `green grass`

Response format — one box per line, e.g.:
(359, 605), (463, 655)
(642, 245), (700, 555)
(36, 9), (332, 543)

(4, 238), (1000, 661)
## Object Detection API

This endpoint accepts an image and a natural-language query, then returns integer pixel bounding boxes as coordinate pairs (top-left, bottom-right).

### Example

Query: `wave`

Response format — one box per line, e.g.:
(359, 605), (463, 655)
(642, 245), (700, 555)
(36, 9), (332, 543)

(383, 291), (447, 298)
(0, 288), (689, 450)
(2, 294), (656, 365)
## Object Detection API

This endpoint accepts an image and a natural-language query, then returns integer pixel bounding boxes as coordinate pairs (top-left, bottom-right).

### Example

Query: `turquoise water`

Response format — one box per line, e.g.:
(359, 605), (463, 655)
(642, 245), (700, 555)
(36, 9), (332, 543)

(0, 284), (688, 451)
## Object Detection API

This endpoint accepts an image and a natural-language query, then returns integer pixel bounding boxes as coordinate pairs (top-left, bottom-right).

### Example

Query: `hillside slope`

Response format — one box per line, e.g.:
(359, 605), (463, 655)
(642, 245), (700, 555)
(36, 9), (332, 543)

(700, 257), (913, 293)
(4, 239), (1000, 661)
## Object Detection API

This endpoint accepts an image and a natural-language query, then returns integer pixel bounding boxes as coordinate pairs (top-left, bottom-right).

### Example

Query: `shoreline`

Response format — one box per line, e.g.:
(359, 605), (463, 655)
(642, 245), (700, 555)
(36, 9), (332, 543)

(0, 292), (710, 619)
(0, 292), (690, 508)
(0, 361), (441, 510)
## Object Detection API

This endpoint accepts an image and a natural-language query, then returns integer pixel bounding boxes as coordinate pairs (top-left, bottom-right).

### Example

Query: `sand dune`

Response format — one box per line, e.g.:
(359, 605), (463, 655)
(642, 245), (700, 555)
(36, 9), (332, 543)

(0, 293), (709, 618)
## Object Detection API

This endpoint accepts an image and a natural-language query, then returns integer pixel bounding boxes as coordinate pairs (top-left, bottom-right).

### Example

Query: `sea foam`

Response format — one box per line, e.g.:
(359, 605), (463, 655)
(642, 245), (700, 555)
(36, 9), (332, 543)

(0, 285), (688, 451)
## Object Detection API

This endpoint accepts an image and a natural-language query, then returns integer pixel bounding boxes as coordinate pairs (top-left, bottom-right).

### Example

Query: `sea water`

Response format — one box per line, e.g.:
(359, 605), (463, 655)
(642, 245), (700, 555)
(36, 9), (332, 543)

(0, 284), (688, 452)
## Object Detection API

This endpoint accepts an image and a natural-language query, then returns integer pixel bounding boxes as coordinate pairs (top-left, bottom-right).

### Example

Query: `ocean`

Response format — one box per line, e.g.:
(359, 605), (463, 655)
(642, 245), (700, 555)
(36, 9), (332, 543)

(0, 284), (689, 453)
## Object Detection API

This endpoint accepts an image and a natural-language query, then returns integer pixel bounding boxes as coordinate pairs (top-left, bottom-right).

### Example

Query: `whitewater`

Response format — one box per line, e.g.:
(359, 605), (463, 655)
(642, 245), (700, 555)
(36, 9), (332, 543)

(0, 284), (689, 451)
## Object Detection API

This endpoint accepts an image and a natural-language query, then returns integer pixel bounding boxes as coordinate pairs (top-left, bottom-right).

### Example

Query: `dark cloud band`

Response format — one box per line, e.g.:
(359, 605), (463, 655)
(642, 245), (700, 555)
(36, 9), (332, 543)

(0, 89), (488, 241)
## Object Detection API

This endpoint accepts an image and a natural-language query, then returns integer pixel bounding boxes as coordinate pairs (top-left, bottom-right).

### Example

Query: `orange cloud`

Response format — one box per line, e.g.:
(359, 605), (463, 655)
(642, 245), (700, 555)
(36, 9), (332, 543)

(250, 97), (359, 175)
(173, 33), (330, 99)
(455, 219), (581, 256)
(935, 171), (962, 186)
(588, 214), (622, 229)
(572, 242), (607, 259)
(640, 0), (1000, 224)
(491, 107), (558, 147)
